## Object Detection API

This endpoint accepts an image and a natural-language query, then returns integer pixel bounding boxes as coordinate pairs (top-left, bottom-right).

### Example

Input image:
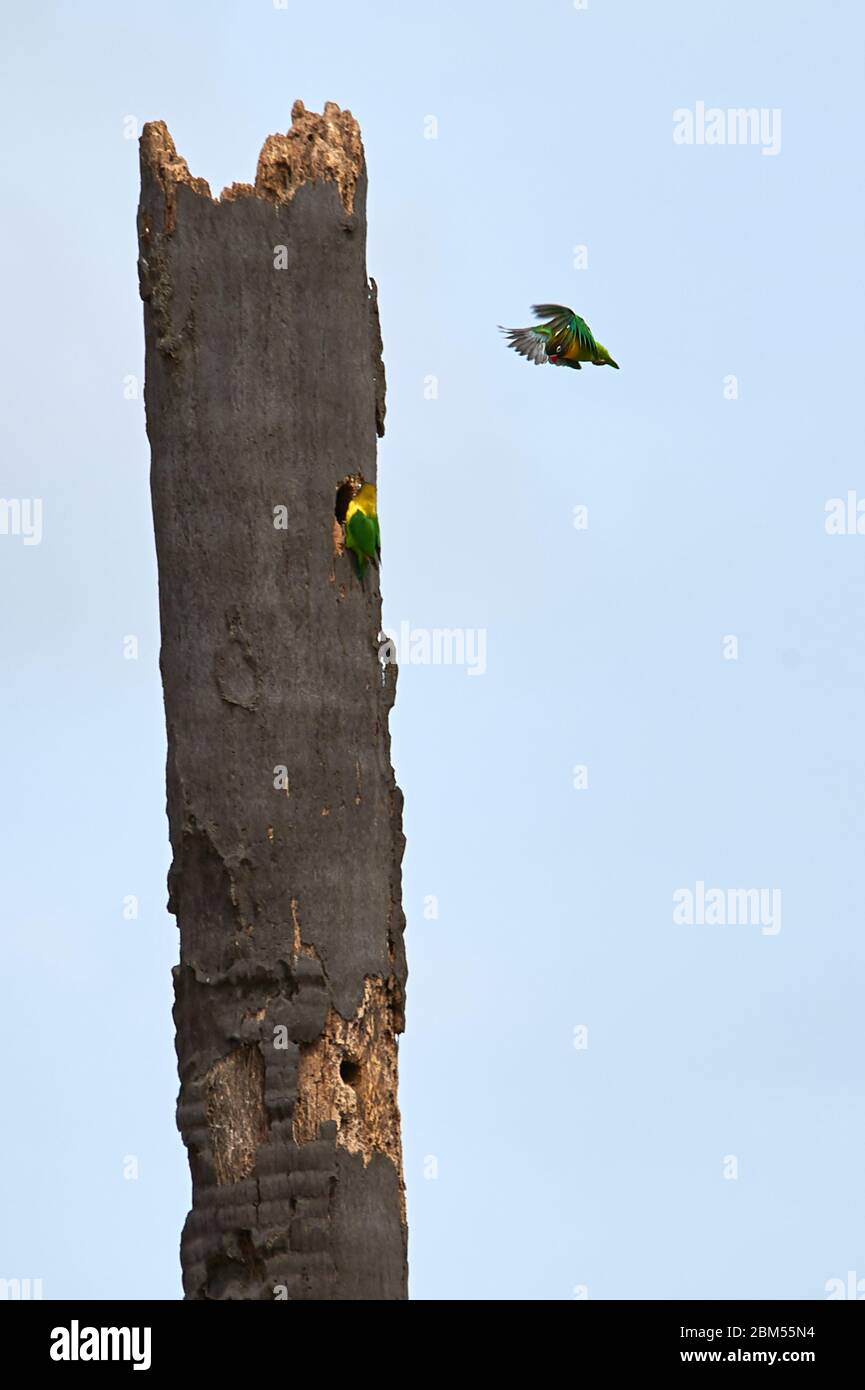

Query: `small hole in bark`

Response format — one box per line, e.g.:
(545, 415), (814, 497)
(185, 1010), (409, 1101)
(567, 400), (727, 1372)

(340, 1057), (361, 1087)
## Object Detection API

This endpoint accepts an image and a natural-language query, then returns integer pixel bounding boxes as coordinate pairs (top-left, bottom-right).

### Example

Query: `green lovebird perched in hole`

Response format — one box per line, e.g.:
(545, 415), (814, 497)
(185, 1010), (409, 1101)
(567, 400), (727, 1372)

(500, 304), (619, 371)
(344, 482), (381, 582)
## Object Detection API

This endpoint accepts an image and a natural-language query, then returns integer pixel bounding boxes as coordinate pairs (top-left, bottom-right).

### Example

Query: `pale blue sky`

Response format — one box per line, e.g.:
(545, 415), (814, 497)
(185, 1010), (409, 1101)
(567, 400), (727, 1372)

(1, 0), (863, 1300)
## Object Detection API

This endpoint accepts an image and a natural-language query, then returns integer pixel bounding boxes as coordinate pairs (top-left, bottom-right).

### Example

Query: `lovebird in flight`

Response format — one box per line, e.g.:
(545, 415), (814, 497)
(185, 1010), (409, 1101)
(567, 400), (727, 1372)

(500, 304), (619, 371)
(344, 482), (381, 582)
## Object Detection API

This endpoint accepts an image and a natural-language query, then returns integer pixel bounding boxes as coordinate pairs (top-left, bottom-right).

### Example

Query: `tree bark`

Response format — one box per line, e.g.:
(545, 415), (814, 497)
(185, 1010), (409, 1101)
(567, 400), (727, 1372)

(137, 102), (407, 1301)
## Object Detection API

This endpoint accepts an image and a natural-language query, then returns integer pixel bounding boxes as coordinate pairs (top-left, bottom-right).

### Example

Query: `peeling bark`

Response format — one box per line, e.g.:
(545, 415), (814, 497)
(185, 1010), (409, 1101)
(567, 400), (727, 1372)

(207, 1045), (269, 1185)
(138, 103), (407, 1300)
(294, 977), (405, 1215)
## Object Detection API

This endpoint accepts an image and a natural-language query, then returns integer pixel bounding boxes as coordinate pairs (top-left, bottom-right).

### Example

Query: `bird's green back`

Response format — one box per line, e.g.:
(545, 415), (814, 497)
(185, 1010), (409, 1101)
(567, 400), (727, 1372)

(532, 303), (599, 359)
(345, 509), (379, 580)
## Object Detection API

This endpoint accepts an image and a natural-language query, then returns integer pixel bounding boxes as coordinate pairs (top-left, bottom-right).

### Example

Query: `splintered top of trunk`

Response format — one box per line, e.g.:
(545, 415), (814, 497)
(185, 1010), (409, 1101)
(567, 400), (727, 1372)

(140, 100), (364, 233)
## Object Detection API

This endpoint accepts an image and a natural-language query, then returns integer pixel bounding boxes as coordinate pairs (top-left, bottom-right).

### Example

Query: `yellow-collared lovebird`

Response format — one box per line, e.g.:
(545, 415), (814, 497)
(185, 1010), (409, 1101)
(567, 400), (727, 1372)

(344, 482), (380, 582)
(500, 304), (619, 371)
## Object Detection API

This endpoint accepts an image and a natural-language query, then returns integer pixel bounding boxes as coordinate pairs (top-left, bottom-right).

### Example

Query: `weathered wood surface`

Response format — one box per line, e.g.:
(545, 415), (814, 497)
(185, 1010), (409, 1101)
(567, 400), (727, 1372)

(138, 102), (407, 1300)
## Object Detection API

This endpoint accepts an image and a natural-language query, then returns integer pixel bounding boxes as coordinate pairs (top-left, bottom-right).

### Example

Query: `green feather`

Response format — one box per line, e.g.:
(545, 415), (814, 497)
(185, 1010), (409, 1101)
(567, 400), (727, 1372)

(345, 510), (379, 581)
(532, 304), (598, 359)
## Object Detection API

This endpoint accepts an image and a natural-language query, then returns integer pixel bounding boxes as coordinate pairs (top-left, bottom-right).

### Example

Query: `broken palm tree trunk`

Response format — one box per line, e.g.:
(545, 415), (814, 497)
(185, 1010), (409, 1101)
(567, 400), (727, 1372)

(137, 102), (407, 1300)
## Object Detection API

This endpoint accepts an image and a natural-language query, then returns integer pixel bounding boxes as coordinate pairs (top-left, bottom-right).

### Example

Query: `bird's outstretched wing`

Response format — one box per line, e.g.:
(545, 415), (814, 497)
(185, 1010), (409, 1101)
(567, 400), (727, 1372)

(498, 324), (549, 364)
(531, 304), (598, 359)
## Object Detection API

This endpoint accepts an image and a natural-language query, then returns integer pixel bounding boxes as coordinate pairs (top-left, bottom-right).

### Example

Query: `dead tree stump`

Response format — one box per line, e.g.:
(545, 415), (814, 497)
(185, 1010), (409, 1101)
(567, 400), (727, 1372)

(137, 101), (407, 1300)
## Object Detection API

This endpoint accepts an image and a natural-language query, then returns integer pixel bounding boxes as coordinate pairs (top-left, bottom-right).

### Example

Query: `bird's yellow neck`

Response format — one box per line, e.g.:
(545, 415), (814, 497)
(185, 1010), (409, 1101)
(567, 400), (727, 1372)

(353, 484), (377, 516)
